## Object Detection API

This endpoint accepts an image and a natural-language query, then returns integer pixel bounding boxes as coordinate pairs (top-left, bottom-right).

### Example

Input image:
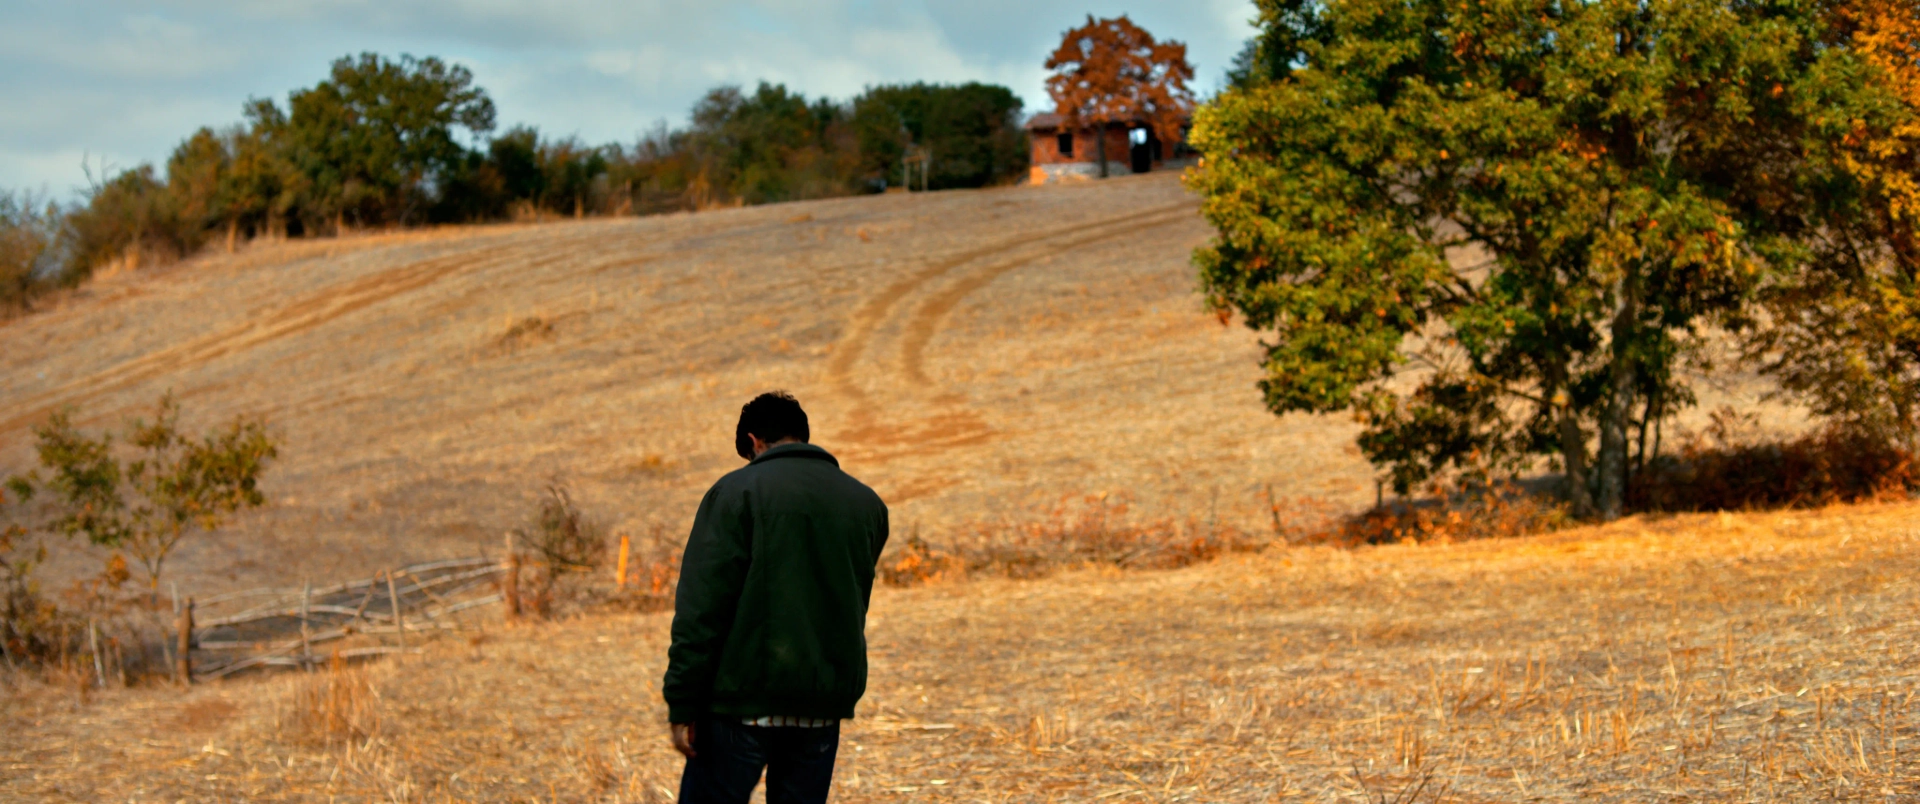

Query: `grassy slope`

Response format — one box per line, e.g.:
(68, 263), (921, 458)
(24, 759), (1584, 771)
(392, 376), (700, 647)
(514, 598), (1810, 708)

(5, 502), (1916, 802)
(0, 172), (1796, 594)
(3, 173), (1382, 592)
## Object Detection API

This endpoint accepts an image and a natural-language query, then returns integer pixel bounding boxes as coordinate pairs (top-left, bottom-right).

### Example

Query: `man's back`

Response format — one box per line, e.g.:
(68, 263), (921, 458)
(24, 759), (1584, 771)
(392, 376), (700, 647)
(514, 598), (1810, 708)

(663, 442), (890, 724)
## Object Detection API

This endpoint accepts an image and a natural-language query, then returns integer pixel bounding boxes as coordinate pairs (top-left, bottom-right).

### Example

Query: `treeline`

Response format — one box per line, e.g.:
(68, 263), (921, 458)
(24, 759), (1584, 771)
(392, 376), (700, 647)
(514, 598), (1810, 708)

(2, 53), (1028, 313)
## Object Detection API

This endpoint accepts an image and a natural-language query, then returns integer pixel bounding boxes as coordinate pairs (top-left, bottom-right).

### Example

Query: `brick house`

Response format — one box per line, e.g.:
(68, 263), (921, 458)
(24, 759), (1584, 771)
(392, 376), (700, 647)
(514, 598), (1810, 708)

(1024, 112), (1190, 184)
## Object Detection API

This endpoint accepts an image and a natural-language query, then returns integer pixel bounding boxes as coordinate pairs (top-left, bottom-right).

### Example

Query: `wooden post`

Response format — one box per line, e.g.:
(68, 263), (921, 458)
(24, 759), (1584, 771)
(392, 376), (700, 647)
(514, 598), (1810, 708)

(504, 532), (521, 620)
(616, 534), (631, 587)
(300, 578), (313, 671)
(386, 570), (406, 651)
(88, 618), (104, 688)
(175, 599), (194, 686)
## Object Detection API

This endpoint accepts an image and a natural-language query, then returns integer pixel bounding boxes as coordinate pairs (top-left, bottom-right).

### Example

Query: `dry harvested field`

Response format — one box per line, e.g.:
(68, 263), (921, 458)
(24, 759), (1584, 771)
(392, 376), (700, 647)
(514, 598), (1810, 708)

(2, 171), (1872, 804)
(4, 502), (1916, 802)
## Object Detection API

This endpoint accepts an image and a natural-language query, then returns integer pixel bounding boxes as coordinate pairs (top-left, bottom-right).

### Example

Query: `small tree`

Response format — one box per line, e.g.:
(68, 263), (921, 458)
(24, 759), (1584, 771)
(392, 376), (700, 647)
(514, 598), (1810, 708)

(1045, 15), (1195, 178)
(23, 395), (278, 594)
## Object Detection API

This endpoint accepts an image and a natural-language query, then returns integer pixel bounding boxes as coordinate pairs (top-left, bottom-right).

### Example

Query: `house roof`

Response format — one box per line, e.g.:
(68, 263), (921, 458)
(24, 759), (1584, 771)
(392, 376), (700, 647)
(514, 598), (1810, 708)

(1023, 111), (1192, 132)
(1024, 113), (1066, 132)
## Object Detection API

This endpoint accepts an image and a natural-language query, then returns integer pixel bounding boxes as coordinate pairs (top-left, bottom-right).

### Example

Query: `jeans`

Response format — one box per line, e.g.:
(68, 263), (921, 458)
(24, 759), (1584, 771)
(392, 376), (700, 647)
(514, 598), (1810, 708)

(677, 718), (840, 804)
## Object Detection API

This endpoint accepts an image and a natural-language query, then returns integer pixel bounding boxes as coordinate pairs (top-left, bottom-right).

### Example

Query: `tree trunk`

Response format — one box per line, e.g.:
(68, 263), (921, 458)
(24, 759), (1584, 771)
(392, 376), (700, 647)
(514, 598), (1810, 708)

(1546, 358), (1596, 518)
(1559, 409), (1596, 518)
(1096, 123), (1109, 179)
(1596, 268), (1639, 520)
(224, 219), (238, 253)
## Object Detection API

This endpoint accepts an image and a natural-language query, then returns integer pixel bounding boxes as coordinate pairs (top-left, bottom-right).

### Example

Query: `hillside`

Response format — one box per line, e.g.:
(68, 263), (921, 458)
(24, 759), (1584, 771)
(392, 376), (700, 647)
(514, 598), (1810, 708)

(1, 172), (1798, 594)
(2, 172), (1380, 591)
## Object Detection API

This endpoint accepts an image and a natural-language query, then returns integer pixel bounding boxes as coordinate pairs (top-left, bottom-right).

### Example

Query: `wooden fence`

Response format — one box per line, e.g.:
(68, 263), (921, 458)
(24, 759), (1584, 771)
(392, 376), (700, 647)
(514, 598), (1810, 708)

(179, 556), (509, 681)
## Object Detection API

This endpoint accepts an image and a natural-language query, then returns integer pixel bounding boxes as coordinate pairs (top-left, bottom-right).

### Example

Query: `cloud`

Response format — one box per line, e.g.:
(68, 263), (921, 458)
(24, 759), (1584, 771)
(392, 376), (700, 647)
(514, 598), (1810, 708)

(1, 1), (1258, 198)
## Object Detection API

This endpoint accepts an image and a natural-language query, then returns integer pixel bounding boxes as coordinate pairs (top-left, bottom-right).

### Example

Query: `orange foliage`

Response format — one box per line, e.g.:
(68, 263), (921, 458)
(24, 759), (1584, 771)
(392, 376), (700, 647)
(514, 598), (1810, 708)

(1843, 0), (1920, 222)
(1044, 15), (1196, 148)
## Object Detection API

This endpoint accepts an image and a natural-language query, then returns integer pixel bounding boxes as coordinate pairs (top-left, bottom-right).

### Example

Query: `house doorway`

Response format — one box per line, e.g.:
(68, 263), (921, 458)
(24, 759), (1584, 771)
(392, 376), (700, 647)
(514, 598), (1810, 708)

(1129, 128), (1158, 174)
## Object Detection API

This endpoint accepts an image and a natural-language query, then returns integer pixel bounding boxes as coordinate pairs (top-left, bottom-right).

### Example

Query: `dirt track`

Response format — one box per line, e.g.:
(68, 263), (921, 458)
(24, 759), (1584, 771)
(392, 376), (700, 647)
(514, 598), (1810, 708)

(0, 174), (1384, 591)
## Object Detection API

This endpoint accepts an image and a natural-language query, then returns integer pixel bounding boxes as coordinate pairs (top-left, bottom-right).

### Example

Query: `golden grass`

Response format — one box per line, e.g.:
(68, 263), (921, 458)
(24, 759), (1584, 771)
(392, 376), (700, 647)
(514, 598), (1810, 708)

(0, 165), (1883, 801)
(4, 500), (1914, 801)
(2, 174), (1371, 595)
(278, 653), (381, 747)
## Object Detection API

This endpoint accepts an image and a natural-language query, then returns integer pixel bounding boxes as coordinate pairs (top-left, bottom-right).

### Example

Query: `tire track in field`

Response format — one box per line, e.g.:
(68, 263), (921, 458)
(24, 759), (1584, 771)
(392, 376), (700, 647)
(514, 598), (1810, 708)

(897, 208), (1197, 389)
(825, 202), (1195, 409)
(0, 228), (606, 436)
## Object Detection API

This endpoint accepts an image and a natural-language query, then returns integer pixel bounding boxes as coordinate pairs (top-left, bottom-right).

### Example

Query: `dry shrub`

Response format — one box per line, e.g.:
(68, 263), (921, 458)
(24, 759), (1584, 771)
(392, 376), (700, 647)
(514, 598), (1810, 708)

(878, 532), (965, 587)
(527, 484), (606, 574)
(1631, 411), (1917, 512)
(281, 653), (380, 746)
(514, 484), (609, 616)
(0, 502), (60, 667)
(883, 493), (1265, 586)
(1331, 481), (1571, 546)
(493, 315), (554, 353)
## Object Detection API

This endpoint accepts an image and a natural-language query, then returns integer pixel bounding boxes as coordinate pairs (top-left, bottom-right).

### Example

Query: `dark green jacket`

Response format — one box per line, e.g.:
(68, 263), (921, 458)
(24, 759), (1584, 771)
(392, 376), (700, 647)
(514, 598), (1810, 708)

(663, 443), (889, 723)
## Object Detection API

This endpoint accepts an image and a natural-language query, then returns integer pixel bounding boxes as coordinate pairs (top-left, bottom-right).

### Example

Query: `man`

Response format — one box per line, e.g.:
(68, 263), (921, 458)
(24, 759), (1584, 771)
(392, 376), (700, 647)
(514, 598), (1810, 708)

(663, 391), (890, 804)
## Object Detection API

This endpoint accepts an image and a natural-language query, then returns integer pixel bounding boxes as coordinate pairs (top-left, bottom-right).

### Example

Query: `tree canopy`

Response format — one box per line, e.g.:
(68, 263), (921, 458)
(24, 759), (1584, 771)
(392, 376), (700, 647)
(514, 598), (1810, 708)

(277, 53), (497, 230)
(1188, 0), (1912, 518)
(851, 83), (1026, 191)
(1046, 15), (1196, 177)
(1746, 0), (1920, 450)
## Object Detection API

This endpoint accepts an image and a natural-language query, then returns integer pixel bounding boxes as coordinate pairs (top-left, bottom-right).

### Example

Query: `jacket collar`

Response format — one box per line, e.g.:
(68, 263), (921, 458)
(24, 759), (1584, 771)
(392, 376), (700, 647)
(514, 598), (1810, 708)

(749, 442), (839, 467)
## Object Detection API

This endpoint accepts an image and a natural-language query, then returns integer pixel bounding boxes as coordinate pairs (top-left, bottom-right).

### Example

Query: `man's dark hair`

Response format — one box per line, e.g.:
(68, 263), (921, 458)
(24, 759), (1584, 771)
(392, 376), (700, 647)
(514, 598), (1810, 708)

(735, 392), (810, 459)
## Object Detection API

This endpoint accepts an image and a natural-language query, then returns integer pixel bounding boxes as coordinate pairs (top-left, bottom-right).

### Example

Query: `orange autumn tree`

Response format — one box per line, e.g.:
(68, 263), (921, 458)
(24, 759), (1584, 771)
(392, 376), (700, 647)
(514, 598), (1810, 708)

(1044, 15), (1195, 178)
(1846, 0), (1920, 220)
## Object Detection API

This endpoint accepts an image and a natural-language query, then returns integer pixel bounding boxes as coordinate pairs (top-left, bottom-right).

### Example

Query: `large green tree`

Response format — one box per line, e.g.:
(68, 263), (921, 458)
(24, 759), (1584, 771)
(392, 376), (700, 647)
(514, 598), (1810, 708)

(851, 83), (1027, 190)
(276, 53), (496, 231)
(687, 83), (852, 204)
(1189, 0), (1878, 518)
(1746, 0), (1920, 452)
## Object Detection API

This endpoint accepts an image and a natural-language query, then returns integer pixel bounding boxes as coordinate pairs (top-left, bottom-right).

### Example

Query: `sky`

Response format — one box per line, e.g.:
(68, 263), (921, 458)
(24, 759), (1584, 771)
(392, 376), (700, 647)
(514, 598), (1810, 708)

(1, 0), (1260, 200)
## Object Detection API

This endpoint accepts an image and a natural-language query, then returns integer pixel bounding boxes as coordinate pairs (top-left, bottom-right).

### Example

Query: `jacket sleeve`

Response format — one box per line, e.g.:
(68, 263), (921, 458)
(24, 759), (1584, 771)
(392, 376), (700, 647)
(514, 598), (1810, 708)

(662, 483), (753, 723)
